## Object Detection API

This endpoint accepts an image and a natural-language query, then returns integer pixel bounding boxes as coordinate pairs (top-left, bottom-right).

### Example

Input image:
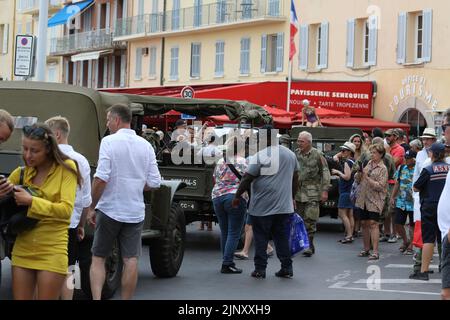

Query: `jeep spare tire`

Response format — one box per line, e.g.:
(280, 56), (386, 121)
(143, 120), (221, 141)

(149, 203), (186, 277)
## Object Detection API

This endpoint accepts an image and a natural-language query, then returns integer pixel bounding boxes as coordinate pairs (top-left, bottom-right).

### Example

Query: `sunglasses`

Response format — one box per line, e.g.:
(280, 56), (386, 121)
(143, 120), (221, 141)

(22, 125), (48, 139)
(442, 125), (450, 132)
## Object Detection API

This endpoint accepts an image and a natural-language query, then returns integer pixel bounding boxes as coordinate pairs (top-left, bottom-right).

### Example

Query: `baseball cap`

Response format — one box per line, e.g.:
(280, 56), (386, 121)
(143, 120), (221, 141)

(405, 150), (417, 159)
(430, 142), (445, 154)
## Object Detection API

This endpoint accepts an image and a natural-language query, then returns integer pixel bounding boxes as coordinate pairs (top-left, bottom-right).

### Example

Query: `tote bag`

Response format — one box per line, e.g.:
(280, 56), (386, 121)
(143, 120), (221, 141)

(288, 213), (309, 256)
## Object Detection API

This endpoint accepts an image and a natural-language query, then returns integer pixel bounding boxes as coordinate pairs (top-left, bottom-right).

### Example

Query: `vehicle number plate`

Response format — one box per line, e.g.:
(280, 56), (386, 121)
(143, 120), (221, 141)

(179, 201), (198, 211)
(322, 200), (336, 208)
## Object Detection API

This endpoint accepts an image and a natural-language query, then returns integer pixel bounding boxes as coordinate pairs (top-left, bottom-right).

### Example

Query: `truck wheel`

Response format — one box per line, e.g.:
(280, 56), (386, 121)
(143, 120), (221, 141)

(149, 203), (186, 277)
(79, 237), (123, 300)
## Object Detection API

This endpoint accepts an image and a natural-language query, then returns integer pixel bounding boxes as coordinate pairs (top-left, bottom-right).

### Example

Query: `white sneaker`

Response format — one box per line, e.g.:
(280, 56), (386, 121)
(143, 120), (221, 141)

(387, 235), (398, 243)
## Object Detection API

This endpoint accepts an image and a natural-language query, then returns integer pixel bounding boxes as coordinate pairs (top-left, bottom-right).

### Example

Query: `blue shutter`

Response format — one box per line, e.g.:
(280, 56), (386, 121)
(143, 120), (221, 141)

(240, 37), (250, 74)
(368, 15), (378, 66)
(346, 19), (355, 68)
(261, 34), (267, 73)
(135, 48), (142, 80)
(194, 0), (202, 27)
(318, 22), (328, 69)
(215, 41), (225, 76)
(397, 12), (407, 64)
(149, 47), (157, 77)
(172, 0), (180, 30)
(276, 32), (284, 72)
(299, 24), (308, 70)
(422, 9), (432, 62)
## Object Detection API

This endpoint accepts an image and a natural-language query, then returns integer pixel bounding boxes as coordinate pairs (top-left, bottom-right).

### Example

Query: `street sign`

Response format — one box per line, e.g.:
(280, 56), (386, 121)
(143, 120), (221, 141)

(181, 86), (195, 99)
(181, 113), (196, 120)
(14, 35), (35, 77)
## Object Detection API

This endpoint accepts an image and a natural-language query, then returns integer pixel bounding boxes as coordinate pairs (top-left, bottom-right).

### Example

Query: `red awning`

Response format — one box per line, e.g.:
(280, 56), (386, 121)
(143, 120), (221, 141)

(321, 117), (410, 132)
(207, 115), (294, 129)
(262, 105), (296, 118)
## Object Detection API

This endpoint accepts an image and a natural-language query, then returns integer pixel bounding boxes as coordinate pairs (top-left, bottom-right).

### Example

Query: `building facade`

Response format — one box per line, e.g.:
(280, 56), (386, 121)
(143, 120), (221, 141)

(0, 0), (15, 81)
(294, 0), (450, 137)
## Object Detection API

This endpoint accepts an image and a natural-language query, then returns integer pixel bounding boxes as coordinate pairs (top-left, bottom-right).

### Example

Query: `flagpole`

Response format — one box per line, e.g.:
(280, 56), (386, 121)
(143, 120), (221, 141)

(287, 59), (293, 113)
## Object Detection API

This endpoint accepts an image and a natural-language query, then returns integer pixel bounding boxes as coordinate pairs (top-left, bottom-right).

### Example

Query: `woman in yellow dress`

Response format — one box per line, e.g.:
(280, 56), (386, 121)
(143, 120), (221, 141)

(6, 123), (81, 300)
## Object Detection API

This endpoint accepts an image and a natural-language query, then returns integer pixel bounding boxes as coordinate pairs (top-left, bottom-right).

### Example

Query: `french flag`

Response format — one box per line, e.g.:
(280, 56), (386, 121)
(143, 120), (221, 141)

(290, 0), (299, 61)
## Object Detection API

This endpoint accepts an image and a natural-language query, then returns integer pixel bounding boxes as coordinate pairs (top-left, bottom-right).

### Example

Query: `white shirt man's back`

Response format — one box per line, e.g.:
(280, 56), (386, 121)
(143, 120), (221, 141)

(94, 129), (161, 223)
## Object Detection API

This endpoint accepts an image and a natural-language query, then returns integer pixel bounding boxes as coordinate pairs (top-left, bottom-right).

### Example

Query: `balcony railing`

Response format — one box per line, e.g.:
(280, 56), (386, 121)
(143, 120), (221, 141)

(50, 28), (125, 55)
(17, 0), (64, 14)
(114, 0), (284, 39)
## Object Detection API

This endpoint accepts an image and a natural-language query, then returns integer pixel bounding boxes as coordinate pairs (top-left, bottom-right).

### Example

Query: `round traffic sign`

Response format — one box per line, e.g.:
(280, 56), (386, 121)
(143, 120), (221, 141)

(181, 86), (195, 99)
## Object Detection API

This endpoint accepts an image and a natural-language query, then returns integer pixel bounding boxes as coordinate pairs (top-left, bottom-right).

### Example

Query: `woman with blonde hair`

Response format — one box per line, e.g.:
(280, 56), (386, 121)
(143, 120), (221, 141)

(349, 133), (367, 161)
(3, 123), (81, 299)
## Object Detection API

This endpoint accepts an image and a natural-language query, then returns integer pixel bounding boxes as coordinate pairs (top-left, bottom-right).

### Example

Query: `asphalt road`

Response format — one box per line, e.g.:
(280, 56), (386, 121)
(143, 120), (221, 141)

(0, 217), (442, 300)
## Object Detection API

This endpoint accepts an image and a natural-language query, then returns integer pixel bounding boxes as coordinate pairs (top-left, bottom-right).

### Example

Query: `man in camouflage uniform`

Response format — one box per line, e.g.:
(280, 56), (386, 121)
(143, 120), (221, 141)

(295, 131), (331, 257)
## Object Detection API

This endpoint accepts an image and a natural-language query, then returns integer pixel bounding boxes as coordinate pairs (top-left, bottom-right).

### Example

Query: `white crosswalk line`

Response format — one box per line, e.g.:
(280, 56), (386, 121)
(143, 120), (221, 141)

(385, 264), (439, 269)
(353, 279), (441, 284)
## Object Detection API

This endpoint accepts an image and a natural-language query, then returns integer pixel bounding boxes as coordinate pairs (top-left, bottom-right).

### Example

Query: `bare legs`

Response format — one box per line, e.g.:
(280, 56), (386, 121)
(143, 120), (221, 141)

(12, 266), (65, 300)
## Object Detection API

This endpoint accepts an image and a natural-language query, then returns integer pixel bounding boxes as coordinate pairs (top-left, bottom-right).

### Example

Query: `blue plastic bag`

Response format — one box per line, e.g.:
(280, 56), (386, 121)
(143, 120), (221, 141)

(288, 213), (309, 256)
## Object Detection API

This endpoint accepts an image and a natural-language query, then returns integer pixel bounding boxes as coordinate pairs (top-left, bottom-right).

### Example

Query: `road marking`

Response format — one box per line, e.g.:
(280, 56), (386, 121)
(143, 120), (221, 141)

(328, 281), (441, 296)
(385, 264), (439, 269)
(353, 278), (441, 284)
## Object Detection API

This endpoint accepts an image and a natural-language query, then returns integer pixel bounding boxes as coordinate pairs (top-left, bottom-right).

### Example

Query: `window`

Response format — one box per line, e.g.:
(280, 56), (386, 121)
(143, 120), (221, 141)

(194, 0), (202, 27)
(0, 24), (9, 54)
(150, 0), (159, 33)
(215, 41), (225, 77)
(48, 66), (57, 83)
(363, 21), (369, 64)
(172, 0), (180, 30)
(240, 37), (250, 74)
(346, 17), (377, 68)
(268, 0), (280, 16)
(149, 47), (157, 77)
(135, 48), (142, 80)
(216, 0), (227, 24)
(170, 47), (179, 80)
(416, 14), (423, 60)
(241, 0), (253, 19)
(137, 0), (145, 33)
(16, 22), (23, 34)
(397, 9), (432, 64)
(25, 21), (32, 35)
(299, 22), (328, 70)
(190, 43), (201, 78)
(261, 33), (283, 73)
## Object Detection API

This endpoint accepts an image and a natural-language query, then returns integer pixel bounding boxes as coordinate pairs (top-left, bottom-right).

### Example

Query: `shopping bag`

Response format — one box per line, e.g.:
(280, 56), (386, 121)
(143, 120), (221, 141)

(288, 213), (309, 256)
(412, 220), (423, 249)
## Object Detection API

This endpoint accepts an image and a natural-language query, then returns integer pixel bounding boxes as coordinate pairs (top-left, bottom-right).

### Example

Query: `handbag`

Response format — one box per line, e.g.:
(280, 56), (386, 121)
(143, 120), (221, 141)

(0, 167), (39, 235)
(288, 213), (309, 256)
(349, 180), (360, 205)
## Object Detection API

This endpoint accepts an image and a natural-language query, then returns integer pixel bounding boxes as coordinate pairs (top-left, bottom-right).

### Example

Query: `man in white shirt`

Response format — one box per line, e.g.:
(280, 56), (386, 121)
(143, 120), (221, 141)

(45, 116), (92, 300)
(87, 104), (161, 300)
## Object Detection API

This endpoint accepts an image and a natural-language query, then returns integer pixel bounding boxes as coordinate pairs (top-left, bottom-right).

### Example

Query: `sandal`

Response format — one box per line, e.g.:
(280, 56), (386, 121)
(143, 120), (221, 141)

(358, 250), (370, 257)
(399, 243), (409, 253)
(234, 253), (249, 260)
(368, 253), (379, 260)
(403, 248), (414, 255)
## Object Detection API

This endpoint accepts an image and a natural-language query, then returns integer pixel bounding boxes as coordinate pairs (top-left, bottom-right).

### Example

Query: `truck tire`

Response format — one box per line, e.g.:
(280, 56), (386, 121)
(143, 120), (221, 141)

(149, 203), (186, 277)
(79, 237), (123, 300)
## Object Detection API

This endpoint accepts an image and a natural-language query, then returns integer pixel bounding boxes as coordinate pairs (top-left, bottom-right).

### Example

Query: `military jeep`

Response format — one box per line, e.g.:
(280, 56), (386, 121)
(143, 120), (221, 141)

(0, 81), (270, 298)
(288, 126), (365, 218)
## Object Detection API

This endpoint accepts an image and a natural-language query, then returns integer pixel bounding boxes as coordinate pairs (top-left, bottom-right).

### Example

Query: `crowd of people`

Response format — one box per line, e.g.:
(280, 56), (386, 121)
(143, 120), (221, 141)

(0, 103), (449, 300)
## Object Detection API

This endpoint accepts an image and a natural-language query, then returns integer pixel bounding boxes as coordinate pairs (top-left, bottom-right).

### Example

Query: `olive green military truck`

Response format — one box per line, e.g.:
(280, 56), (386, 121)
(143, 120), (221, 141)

(0, 81), (271, 299)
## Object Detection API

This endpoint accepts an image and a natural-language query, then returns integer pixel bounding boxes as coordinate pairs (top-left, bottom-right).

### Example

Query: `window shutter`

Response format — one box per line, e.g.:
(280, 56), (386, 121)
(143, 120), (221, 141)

(397, 12), (407, 64)
(110, 56), (115, 87)
(261, 34), (267, 73)
(112, 0), (117, 32)
(368, 15), (378, 66)
(103, 57), (108, 87)
(346, 19), (355, 68)
(299, 24), (308, 70)
(422, 9), (432, 62)
(240, 38), (250, 74)
(172, 0), (180, 30)
(87, 61), (92, 88)
(149, 47), (157, 77)
(319, 22), (329, 69)
(120, 54), (126, 87)
(122, 0), (128, 18)
(135, 48), (142, 80)
(105, 2), (110, 30)
(2, 24), (9, 54)
(276, 32), (284, 72)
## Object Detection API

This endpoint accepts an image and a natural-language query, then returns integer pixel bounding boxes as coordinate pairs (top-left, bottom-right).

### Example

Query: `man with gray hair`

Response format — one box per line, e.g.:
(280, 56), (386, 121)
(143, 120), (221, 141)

(295, 131), (330, 257)
(45, 116), (92, 300)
